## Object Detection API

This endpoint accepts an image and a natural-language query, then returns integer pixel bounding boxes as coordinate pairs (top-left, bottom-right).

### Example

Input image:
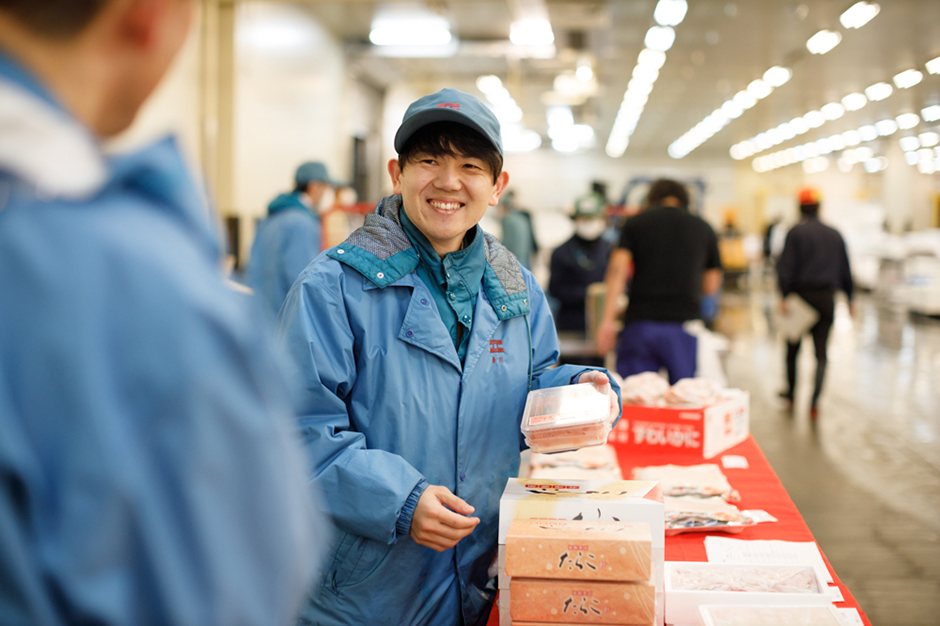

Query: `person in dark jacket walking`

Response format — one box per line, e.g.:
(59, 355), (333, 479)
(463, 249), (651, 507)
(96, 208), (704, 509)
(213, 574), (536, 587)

(776, 187), (855, 419)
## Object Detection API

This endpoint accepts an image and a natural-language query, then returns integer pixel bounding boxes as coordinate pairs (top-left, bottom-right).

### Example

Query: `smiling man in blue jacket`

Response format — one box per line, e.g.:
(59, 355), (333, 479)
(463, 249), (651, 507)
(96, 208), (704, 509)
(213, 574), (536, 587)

(277, 88), (621, 626)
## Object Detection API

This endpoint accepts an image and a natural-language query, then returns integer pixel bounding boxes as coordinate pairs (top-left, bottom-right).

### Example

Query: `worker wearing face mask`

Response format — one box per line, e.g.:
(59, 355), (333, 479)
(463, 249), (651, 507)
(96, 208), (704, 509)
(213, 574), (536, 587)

(548, 193), (613, 333)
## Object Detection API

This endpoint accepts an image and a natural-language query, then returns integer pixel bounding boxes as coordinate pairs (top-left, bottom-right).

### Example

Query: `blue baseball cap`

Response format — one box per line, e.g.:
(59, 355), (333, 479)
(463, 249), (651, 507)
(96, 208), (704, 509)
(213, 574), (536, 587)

(394, 88), (503, 156)
(295, 161), (336, 187)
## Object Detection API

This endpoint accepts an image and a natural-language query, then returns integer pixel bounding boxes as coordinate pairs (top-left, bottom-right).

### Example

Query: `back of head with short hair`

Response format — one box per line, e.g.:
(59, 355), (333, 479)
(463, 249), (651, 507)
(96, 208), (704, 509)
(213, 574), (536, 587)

(398, 121), (503, 184)
(0, 0), (108, 38)
(646, 178), (689, 210)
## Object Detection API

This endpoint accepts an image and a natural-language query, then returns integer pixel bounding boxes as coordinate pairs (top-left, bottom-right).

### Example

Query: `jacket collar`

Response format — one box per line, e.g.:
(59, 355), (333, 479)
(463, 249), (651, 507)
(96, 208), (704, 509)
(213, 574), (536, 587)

(328, 195), (530, 320)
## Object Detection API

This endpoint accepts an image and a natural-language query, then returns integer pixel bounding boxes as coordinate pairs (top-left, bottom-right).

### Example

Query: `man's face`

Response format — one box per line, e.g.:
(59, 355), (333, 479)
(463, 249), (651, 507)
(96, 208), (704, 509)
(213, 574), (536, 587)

(389, 152), (509, 256)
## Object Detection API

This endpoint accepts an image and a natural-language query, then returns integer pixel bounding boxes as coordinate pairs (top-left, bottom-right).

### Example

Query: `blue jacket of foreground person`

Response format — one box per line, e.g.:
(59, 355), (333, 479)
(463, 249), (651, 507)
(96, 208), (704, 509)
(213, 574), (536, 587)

(277, 195), (621, 626)
(0, 55), (327, 626)
(247, 191), (321, 319)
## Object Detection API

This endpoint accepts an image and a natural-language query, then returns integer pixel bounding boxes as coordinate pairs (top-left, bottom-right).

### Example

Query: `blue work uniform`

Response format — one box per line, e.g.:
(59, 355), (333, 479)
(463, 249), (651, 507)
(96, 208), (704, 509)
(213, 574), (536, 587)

(246, 192), (321, 319)
(0, 53), (326, 626)
(277, 195), (621, 626)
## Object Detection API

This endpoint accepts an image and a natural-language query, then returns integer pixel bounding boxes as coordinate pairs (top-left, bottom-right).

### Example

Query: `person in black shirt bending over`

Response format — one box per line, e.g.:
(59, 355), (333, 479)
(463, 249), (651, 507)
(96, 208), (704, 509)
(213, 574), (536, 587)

(597, 179), (722, 384)
(776, 187), (854, 419)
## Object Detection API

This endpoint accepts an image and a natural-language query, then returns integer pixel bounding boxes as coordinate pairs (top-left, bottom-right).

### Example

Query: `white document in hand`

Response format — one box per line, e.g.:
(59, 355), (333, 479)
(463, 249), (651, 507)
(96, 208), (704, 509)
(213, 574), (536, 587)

(774, 293), (819, 341)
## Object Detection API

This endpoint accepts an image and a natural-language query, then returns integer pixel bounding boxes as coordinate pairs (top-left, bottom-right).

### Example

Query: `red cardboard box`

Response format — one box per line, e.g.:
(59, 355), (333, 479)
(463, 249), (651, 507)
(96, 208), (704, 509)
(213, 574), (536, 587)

(607, 392), (748, 460)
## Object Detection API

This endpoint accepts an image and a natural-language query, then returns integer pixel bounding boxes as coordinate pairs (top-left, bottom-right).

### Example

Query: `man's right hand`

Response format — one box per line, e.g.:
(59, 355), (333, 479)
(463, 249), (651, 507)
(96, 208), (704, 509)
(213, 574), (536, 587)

(596, 319), (618, 356)
(410, 485), (480, 552)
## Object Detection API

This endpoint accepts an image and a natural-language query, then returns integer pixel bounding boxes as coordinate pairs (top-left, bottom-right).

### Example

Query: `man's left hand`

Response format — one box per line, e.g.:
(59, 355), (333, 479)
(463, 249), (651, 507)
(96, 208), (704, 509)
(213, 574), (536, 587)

(576, 370), (620, 426)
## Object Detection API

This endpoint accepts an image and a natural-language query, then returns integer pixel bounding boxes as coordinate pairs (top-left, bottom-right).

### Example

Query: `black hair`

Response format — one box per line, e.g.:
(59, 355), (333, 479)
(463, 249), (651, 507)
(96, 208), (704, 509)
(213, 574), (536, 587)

(398, 121), (503, 183)
(800, 203), (820, 216)
(0, 0), (108, 38)
(646, 179), (690, 210)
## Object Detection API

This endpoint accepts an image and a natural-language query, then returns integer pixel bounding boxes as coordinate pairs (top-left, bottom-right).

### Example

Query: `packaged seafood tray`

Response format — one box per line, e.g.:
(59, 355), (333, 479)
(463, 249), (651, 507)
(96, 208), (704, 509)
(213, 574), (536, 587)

(521, 382), (612, 454)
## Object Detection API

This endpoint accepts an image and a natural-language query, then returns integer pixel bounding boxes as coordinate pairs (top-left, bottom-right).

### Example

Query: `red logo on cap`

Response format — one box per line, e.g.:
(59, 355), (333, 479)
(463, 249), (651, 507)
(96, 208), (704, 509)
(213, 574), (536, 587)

(437, 103), (460, 110)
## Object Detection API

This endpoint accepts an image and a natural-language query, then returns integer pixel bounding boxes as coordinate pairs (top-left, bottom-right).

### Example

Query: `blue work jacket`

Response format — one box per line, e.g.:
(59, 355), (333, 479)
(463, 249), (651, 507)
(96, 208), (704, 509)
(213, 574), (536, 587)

(0, 56), (325, 626)
(277, 195), (620, 626)
(246, 192), (321, 319)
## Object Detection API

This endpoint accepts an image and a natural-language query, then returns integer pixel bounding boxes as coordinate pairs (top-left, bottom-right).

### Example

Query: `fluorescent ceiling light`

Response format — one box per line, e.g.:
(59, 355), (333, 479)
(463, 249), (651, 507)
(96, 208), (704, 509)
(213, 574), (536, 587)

(840, 2), (880, 29)
(476, 75), (503, 94)
(654, 0), (688, 26)
(864, 82), (893, 101)
(576, 65), (593, 81)
(803, 110), (825, 128)
(927, 56), (940, 75)
(841, 92), (868, 111)
(510, 19), (554, 46)
(633, 64), (660, 84)
(502, 125), (541, 152)
(637, 48), (667, 69)
(370, 15), (452, 46)
(919, 132), (940, 147)
(790, 117), (810, 135)
(733, 90), (757, 110)
(763, 66), (792, 87)
(821, 102), (845, 120)
(905, 151), (920, 165)
(893, 69), (923, 89)
(806, 30), (842, 55)
(829, 134), (847, 151)
(842, 130), (861, 146)
(721, 100), (744, 119)
(875, 119), (898, 135)
(644, 26), (676, 51)
(922, 105), (940, 122)
(747, 79), (773, 99)
(899, 136), (921, 152)
(855, 146), (874, 160)
(858, 125), (879, 142)
(896, 113), (921, 130)
(546, 105), (573, 128)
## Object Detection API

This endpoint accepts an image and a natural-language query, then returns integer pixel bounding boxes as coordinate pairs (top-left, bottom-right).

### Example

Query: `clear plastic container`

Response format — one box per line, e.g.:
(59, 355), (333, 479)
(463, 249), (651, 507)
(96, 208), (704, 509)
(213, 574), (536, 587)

(521, 382), (612, 453)
(699, 604), (845, 626)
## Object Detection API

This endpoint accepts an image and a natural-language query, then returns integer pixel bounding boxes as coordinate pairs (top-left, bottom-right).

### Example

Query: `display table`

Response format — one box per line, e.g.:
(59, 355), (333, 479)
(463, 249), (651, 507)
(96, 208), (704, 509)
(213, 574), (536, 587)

(487, 435), (871, 625)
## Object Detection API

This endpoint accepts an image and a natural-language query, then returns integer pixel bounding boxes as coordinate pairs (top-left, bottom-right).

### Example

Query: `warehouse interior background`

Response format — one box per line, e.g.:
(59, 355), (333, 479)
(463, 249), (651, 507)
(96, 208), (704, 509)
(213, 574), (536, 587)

(113, 2), (940, 624)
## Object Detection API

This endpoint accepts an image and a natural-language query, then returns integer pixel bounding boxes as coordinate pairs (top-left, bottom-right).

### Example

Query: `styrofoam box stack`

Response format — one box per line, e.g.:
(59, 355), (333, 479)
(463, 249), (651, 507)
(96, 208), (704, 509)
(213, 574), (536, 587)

(497, 478), (666, 626)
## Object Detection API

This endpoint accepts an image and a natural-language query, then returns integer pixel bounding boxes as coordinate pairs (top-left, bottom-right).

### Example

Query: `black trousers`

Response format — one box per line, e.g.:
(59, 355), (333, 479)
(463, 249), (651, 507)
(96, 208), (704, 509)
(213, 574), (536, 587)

(784, 288), (835, 407)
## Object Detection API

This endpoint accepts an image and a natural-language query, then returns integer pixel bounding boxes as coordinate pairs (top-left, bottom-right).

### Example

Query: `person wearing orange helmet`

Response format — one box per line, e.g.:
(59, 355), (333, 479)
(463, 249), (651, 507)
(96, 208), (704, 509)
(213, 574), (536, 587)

(776, 187), (855, 419)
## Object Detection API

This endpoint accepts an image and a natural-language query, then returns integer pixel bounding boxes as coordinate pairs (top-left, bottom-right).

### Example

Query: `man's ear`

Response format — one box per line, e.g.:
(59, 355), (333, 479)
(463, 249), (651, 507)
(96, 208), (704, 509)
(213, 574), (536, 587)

(489, 171), (510, 207)
(388, 159), (404, 195)
(115, 0), (167, 49)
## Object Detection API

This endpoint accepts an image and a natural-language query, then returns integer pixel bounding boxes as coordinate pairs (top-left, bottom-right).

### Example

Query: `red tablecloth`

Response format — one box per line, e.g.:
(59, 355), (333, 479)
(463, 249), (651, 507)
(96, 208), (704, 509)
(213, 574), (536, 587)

(487, 435), (871, 625)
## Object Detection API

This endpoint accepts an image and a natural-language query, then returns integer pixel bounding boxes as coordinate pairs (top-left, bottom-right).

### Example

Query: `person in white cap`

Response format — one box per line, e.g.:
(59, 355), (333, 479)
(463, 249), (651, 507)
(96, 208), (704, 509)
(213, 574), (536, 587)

(277, 88), (621, 626)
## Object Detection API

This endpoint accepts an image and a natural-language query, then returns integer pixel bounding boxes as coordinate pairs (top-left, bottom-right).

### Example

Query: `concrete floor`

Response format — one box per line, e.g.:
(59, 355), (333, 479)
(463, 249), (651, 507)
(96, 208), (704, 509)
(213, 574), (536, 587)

(716, 283), (940, 626)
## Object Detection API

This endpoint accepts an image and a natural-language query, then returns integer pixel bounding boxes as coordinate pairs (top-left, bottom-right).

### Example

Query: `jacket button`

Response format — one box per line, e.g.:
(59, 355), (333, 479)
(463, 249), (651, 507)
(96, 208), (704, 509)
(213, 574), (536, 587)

(501, 305), (507, 311)
(421, 298), (429, 305)
(449, 293), (456, 300)
(377, 272), (385, 279)
(337, 248), (345, 254)
(406, 329), (414, 337)
(459, 472), (466, 481)
(524, 299), (528, 305)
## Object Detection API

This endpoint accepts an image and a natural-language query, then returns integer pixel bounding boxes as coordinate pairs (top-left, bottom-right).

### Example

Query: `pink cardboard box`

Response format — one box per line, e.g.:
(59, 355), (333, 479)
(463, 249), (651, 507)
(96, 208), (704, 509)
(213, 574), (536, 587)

(608, 393), (749, 460)
(505, 518), (651, 582)
(510, 578), (655, 625)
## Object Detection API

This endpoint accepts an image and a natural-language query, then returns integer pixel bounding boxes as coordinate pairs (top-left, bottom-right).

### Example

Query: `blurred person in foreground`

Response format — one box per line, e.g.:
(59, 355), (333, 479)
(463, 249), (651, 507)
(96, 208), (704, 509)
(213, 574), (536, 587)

(776, 187), (854, 419)
(0, 1), (325, 624)
(276, 88), (621, 626)
(548, 192), (612, 334)
(596, 179), (722, 384)
(246, 161), (336, 319)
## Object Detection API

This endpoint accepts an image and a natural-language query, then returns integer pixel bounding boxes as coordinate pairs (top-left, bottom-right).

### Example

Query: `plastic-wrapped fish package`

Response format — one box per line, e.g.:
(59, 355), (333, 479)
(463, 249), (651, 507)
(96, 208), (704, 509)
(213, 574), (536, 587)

(663, 496), (755, 535)
(521, 383), (612, 454)
(631, 463), (739, 501)
(699, 604), (845, 626)
(528, 444), (623, 481)
(670, 565), (820, 594)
